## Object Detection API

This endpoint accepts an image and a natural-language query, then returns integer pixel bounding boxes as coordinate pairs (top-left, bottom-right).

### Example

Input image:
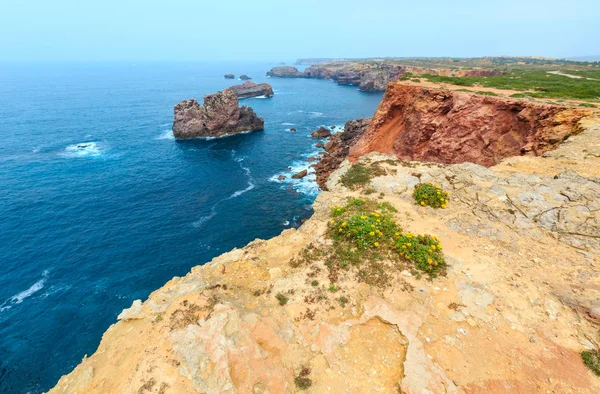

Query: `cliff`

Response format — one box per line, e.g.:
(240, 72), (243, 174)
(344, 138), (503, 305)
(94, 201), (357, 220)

(172, 89), (264, 138)
(349, 83), (594, 165)
(266, 61), (506, 92)
(50, 112), (600, 393)
(229, 81), (274, 99)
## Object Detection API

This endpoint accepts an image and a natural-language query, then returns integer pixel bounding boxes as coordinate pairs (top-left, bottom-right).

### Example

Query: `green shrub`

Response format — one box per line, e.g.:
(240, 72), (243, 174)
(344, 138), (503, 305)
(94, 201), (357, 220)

(294, 367), (312, 390)
(579, 103), (597, 108)
(276, 293), (288, 306)
(413, 183), (449, 208)
(581, 349), (600, 376)
(392, 233), (445, 276)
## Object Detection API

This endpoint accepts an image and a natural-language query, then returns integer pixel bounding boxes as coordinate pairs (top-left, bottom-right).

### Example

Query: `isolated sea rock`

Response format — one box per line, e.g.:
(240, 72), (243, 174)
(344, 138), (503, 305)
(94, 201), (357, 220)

(229, 81), (274, 99)
(311, 126), (331, 138)
(315, 118), (370, 189)
(349, 83), (594, 165)
(224, 73), (235, 79)
(291, 169), (308, 179)
(172, 89), (264, 138)
(289, 127), (296, 132)
(239, 75), (251, 80)
(266, 66), (303, 78)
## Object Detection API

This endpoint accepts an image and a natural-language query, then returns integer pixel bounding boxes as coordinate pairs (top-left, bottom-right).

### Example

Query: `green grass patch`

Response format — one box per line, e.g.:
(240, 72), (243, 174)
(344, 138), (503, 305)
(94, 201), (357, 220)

(579, 103), (597, 108)
(413, 183), (449, 208)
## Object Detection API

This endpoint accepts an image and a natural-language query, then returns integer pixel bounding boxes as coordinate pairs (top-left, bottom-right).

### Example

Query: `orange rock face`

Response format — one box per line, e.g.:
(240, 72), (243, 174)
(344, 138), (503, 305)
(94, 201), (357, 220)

(349, 83), (593, 166)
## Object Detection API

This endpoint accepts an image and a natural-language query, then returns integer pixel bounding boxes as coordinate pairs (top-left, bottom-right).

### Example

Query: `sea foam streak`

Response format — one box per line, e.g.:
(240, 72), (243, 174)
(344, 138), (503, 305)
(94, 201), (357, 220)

(0, 270), (49, 312)
(156, 130), (175, 140)
(193, 151), (255, 227)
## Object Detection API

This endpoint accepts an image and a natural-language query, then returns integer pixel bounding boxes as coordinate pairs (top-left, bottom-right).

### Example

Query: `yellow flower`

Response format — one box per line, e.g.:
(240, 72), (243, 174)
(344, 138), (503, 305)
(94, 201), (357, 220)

(338, 228), (343, 232)
(436, 191), (440, 194)
(377, 219), (381, 223)
(371, 224), (376, 228)
(402, 245), (407, 249)
(330, 220), (335, 224)
(407, 243), (411, 247)
(342, 221), (347, 226)
(420, 201), (425, 206)
(374, 242), (379, 247)
(369, 231), (375, 236)
(330, 205), (334, 209)
(427, 258), (433, 264)
(361, 215), (367, 219)
(441, 204), (447, 209)
(434, 261), (438, 266)
(394, 232), (399, 236)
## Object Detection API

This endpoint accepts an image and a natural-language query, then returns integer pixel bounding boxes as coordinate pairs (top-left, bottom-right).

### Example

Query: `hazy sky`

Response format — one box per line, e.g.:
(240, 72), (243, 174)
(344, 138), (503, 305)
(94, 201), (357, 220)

(1, 0), (598, 62)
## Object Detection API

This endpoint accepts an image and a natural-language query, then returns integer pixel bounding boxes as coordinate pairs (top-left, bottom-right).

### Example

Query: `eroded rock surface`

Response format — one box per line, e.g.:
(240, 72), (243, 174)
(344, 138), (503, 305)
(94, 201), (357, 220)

(350, 83), (594, 165)
(172, 89), (264, 138)
(314, 118), (370, 189)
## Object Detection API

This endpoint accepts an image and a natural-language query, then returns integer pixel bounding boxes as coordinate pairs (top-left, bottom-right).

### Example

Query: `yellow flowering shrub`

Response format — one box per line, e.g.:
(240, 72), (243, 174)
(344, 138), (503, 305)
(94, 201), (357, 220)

(413, 183), (449, 209)
(328, 198), (447, 277)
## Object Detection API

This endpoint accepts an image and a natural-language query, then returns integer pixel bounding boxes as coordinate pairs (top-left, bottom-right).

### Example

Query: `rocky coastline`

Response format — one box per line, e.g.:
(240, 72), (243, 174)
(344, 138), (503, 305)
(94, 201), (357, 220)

(172, 89), (264, 138)
(266, 61), (506, 92)
(50, 74), (600, 393)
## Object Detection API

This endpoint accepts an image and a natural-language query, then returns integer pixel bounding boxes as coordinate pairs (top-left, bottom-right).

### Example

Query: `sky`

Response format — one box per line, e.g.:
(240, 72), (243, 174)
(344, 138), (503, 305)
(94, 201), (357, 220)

(0, 0), (599, 62)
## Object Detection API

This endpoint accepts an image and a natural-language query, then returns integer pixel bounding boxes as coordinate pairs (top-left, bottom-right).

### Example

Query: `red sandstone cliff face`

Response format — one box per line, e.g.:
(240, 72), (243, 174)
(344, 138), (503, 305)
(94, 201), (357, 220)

(349, 83), (594, 166)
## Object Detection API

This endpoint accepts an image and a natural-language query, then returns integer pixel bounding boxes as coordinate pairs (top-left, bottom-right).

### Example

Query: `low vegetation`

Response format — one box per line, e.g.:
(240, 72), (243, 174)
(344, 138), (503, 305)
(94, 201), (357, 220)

(418, 70), (600, 101)
(340, 163), (386, 190)
(581, 349), (600, 376)
(328, 197), (447, 277)
(276, 293), (289, 306)
(413, 183), (449, 208)
(294, 366), (312, 390)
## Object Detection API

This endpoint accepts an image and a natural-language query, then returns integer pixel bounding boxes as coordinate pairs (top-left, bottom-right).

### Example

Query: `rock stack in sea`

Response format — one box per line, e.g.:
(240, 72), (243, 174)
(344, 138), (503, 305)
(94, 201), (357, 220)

(229, 81), (274, 99)
(172, 89), (264, 138)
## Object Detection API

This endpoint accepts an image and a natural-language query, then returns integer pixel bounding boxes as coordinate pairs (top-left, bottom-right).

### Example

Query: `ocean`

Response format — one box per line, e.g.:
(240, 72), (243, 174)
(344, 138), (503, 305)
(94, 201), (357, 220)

(0, 62), (382, 393)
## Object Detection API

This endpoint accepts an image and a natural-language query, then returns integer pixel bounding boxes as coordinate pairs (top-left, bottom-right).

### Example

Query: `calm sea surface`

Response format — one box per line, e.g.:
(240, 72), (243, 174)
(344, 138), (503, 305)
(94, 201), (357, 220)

(0, 62), (382, 393)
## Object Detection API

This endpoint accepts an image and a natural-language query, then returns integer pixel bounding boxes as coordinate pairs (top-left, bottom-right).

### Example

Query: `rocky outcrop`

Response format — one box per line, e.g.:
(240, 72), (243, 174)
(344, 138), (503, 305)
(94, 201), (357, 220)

(239, 75), (251, 80)
(349, 83), (594, 166)
(50, 118), (600, 393)
(310, 126), (331, 138)
(224, 73), (235, 79)
(172, 89), (264, 138)
(291, 169), (307, 179)
(266, 66), (303, 78)
(314, 118), (370, 189)
(229, 81), (274, 99)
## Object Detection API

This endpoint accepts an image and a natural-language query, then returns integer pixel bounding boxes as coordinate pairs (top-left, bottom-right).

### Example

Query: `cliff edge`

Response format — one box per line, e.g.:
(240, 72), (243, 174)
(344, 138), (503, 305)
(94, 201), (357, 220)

(50, 112), (600, 393)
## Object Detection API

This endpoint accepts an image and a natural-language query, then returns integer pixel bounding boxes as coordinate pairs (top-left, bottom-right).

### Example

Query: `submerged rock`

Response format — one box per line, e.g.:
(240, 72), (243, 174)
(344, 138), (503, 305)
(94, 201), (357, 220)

(239, 75), (251, 80)
(172, 89), (264, 138)
(229, 81), (274, 99)
(224, 73), (235, 79)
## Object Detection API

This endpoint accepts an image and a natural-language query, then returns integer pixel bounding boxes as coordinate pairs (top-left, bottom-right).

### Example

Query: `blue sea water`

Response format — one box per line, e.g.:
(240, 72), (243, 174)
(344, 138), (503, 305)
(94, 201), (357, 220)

(0, 62), (382, 393)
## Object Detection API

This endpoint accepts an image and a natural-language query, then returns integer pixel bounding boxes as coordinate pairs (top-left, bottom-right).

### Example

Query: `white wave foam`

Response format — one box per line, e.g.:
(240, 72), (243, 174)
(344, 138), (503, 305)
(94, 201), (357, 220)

(309, 111), (324, 117)
(269, 154), (321, 197)
(60, 142), (103, 158)
(0, 270), (49, 313)
(281, 122), (295, 126)
(156, 130), (175, 140)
